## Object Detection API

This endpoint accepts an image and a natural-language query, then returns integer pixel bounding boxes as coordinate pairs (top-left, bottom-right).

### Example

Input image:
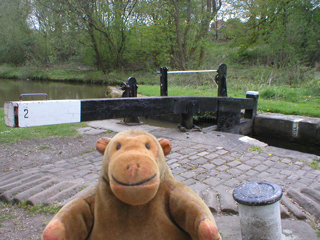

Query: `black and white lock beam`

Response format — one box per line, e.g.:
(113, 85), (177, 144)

(4, 96), (256, 129)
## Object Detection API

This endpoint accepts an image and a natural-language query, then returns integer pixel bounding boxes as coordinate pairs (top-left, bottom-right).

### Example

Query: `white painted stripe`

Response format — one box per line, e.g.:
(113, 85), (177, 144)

(246, 91), (259, 96)
(292, 119), (303, 138)
(239, 136), (268, 147)
(167, 70), (217, 74)
(4, 102), (16, 127)
(5, 100), (81, 127)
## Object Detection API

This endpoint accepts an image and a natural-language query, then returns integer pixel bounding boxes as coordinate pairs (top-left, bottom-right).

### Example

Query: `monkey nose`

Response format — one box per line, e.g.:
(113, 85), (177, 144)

(127, 164), (140, 182)
(126, 164), (140, 170)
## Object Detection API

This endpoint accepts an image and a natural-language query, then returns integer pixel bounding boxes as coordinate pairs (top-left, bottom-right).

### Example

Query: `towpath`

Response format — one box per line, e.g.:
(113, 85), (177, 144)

(0, 119), (319, 239)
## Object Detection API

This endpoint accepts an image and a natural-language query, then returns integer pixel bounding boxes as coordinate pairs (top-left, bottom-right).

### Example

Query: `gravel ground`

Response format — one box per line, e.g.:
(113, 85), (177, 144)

(0, 132), (114, 240)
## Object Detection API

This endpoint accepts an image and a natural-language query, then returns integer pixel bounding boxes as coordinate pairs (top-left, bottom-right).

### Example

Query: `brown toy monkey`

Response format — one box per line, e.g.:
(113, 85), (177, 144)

(42, 130), (222, 240)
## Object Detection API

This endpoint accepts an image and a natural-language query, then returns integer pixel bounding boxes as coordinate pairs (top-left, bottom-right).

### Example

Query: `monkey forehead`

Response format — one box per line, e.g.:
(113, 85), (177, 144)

(115, 130), (156, 139)
(111, 130), (158, 145)
(108, 132), (160, 156)
(117, 135), (155, 144)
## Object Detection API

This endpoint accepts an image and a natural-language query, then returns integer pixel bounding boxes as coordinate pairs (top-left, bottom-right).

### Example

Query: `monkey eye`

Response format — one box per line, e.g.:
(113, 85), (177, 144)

(145, 143), (150, 150)
(116, 144), (121, 150)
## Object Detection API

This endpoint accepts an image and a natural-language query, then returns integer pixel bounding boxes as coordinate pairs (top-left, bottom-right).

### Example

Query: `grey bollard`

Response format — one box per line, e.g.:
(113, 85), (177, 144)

(233, 181), (283, 240)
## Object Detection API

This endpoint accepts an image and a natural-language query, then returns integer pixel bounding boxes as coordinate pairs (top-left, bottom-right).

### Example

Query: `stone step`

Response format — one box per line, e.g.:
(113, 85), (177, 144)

(198, 189), (309, 221)
(13, 179), (58, 204)
(182, 188), (312, 221)
(0, 171), (22, 182)
(0, 172), (37, 187)
(0, 176), (50, 203)
(0, 174), (44, 194)
(202, 191), (219, 214)
(62, 183), (97, 206)
(280, 205), (290, 219)
(0, 172), (92, 206)
(281, 195), (307, 220)
(27, 181), (73, 206)
(219, 191), (238, 214)
(287, 188), (320, 219)
(0, 169), (96, 206)
(44, 183), (83, 206)
(301, 188), (320, 203)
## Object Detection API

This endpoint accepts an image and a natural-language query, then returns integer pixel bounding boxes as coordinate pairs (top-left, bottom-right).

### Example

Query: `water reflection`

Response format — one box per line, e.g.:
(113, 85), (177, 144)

(0, 79), (107, 107)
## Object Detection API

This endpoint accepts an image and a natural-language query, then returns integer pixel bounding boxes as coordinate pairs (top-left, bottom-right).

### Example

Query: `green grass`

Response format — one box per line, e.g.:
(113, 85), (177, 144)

(0, 109), (87, 143)
(258, 98), (320, 117)
(85, 147), (96, 153)
(249, 146), (263, 153)
(39, 145), (50, 150)
(139, 84), (218, 97)
(18, 201), (61, 216)
(0, 202), (13, 227)
(0, 201), (60, 226)
(310, 157), (320, 170)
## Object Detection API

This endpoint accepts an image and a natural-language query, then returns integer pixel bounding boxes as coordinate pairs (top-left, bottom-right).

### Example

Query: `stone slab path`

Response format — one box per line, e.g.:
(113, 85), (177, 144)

(0, 120), (319, 239)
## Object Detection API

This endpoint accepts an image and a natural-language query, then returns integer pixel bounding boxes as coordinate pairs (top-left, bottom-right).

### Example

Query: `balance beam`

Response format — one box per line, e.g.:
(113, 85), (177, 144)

(4, 96), (254, 128)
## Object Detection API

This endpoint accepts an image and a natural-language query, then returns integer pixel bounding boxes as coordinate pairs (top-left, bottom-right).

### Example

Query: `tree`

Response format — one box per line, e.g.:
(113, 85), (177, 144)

(164, 0), (222, 69)
(62, 0), (138, 71)
(0, 0), (35, 65)
(220, 18), (246, 40)
(225, 0), (320, 66)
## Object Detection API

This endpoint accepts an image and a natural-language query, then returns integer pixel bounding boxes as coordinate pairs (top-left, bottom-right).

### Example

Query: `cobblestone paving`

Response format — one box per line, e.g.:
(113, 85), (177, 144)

(0, 125), (320, 223)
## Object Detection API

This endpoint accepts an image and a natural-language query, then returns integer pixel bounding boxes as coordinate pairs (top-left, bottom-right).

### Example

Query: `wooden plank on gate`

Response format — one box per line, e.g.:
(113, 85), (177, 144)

(80, 97), (221, 121)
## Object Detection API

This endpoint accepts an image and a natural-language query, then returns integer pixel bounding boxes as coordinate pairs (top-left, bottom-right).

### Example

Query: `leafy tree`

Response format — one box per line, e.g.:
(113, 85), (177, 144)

(225, 0), (320, 67)
(2, 0), (318, 72)
(220, 18), (246, 41)
(164, 0), (222, 69)
(0, 0), (35, 65)
(30, 0), (84, 65)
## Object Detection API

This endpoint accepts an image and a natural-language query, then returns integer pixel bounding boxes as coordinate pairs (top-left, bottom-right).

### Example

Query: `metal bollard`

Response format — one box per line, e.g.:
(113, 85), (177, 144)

(121, 77), (138, 97)
(215, 63), (227, 97)
(120, 77), (142, 125)
(233, 181), (283, 240)
(160, 67), (168, 96)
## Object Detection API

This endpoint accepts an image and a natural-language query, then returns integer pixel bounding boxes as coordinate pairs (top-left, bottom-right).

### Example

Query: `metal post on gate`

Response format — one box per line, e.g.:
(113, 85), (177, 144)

(215, 63), (227, 97)
(160, 67), (168, 96)
(121, 77), (138, 98)
(128, 77), (138, 97)
(119, 77), (142, 125)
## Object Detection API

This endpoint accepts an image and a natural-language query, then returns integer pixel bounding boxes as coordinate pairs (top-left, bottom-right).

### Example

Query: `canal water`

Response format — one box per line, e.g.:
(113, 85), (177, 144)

(0, 78), (107, 107)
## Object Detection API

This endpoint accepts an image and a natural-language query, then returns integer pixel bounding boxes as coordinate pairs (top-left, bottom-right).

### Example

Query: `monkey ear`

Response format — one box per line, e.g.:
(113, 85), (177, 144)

(158, 138), (172, 156)
(96, 137), (112, 155)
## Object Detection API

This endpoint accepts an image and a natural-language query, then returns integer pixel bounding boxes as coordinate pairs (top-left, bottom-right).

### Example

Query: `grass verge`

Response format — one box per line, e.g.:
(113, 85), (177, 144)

(0, 109), (87, 143)
(0, 64), (157, 85)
